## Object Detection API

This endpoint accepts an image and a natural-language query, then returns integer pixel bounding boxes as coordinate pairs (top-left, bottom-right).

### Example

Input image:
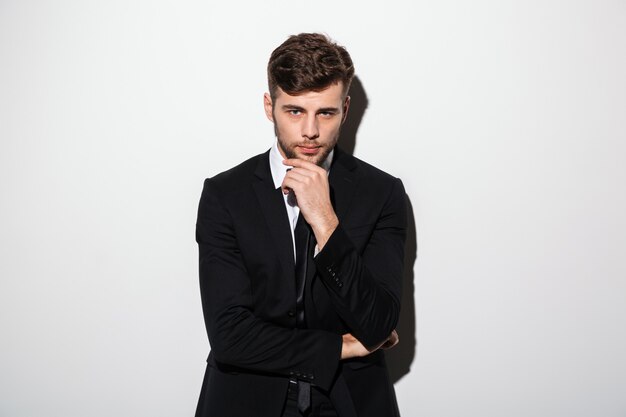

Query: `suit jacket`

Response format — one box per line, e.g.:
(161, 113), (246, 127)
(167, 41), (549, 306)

(195, 148), (407, 417)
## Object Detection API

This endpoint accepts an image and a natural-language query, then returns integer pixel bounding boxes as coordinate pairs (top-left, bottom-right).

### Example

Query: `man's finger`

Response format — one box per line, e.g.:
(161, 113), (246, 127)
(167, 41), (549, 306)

(286, 167), (319, 178)
(281, 172), (309, 194)
(283, 158), (324, 172)
(381, 330), (399, 350)
(285, 168), (315, 182)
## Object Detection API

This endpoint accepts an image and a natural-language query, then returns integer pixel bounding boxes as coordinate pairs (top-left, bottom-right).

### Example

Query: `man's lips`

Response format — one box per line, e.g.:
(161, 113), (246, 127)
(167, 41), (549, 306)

(297, 146), (321, 155)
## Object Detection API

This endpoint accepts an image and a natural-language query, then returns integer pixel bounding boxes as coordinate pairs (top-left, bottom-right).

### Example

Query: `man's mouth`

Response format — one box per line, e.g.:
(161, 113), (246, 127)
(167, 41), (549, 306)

(297, 146), (321, 155)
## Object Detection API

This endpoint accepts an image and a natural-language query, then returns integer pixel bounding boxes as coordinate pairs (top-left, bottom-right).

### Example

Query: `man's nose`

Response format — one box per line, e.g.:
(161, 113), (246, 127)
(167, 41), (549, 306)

(302, 114), (319, 139)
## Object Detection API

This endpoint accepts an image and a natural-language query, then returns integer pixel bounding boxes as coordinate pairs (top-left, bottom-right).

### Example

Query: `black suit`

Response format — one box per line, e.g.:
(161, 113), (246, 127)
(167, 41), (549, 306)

(195, 148), (407, 417)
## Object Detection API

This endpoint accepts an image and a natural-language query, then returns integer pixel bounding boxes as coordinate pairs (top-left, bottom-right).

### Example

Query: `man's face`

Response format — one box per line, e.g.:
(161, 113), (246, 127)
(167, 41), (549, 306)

(264, 82), (350, 166)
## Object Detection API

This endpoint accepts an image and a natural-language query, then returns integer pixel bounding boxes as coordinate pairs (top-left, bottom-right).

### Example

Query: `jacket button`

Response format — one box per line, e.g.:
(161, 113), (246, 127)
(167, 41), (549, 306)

(288, 310), (295, 317)
(338, 282), (343, 288)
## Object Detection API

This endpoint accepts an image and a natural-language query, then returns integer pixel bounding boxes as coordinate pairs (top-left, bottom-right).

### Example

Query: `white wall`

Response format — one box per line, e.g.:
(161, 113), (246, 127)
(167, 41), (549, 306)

(1, 1), (625, 416)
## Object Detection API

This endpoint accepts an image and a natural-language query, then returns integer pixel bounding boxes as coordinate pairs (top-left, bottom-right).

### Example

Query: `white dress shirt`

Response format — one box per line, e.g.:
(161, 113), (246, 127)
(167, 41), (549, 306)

(268, 141), (333, 261)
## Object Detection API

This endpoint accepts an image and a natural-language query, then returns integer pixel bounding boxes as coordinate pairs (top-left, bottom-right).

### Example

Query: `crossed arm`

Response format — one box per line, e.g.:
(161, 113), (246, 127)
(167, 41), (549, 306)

(197, 159), (406, 389)
(282, 158), (406, 352)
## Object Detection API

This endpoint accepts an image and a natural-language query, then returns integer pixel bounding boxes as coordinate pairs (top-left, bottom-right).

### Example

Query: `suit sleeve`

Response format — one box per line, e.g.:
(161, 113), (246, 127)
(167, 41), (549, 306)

(314, 177), (408, 350)
(196, 178), (342, 390)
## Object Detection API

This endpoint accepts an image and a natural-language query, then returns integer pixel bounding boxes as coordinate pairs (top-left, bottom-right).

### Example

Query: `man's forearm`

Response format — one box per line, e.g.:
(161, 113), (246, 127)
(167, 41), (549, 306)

(314, 179), (407, 349)
(340, 330), (399, 360)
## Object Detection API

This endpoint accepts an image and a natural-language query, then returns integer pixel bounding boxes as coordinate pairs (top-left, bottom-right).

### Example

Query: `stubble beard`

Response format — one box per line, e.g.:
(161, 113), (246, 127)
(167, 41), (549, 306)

(274, 124), (339, 168)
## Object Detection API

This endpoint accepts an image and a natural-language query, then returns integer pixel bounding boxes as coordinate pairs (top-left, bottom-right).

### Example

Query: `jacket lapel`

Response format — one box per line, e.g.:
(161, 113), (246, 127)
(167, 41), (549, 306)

(329, 149), (359, 223)
(252, 151), (295, 276)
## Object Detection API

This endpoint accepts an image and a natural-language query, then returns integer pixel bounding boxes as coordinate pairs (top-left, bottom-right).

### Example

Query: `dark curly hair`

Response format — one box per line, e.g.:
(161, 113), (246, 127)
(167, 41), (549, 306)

(267, 33), (355, 101)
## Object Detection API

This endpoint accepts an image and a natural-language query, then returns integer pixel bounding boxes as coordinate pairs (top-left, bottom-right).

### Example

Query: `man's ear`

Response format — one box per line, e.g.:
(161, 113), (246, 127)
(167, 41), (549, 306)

(263, 93), (274, 122)
(341, 95), (351, 124)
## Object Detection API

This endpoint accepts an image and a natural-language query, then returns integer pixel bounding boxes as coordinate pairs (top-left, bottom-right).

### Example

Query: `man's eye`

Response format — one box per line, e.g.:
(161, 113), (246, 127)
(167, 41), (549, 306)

(319, 111), (335, 117)
(289, 110), (301, 115)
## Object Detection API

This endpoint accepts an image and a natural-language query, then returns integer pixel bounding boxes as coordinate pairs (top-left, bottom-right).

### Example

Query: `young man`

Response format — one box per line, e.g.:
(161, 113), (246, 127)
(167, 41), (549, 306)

(195, 33), (407, 417)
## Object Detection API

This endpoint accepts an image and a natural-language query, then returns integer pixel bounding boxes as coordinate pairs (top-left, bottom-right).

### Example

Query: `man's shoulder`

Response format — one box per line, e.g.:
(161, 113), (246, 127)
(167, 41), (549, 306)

(205, 150), (268, 189)
(336, 149), (401, 185)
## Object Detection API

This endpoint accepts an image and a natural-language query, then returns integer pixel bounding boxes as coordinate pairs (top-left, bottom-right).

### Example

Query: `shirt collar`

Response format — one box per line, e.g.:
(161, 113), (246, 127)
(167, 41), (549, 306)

(269, 141), (334, 189)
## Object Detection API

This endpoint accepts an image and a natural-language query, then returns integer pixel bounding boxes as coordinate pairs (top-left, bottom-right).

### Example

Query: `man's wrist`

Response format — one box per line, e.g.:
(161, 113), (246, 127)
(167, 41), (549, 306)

(312, 215), (339, 251)
(341, 334), (354, 360)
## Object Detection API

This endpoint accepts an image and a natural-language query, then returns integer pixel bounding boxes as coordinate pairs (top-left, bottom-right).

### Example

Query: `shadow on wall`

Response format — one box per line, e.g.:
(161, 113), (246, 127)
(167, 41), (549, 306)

(339, 76), (418, 384)
(338, 76), (367, 155)
(387, 197), (417, 383)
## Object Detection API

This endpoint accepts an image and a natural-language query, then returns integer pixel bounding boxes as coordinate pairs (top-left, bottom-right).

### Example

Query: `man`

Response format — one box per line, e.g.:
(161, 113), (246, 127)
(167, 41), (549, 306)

(195, 33), (407, 417)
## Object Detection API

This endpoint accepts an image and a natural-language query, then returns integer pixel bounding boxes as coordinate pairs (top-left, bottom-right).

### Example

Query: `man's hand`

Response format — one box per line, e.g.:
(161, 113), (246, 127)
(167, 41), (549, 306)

(379, 329), (399, 350)
(340, 330), (400, 360)
(282, 158), (338, 250)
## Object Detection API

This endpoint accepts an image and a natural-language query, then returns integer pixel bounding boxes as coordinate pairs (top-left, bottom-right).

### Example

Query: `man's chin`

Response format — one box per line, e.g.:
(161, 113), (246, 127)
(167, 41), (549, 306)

(297, 153), (328, 167)
(284, 149), (323, 166)
(278, 141), (332, 167)
(297, 153), (323, 166)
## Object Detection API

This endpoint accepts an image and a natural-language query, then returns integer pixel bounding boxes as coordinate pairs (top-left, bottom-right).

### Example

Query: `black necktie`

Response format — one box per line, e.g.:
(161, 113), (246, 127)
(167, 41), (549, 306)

(294, 214), (309, 328)
(293, 214), (311, 414)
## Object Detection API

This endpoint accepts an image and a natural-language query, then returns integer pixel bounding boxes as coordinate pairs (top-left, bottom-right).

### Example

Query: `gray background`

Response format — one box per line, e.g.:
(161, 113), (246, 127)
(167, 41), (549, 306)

(1, 1), (625, 416)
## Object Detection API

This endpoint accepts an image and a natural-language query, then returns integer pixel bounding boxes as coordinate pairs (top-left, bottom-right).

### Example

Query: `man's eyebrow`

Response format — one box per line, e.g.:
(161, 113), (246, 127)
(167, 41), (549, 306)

(318, 107), (340, 113)
(281, 104), (305, 111)
(280, 105), (341, 113)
